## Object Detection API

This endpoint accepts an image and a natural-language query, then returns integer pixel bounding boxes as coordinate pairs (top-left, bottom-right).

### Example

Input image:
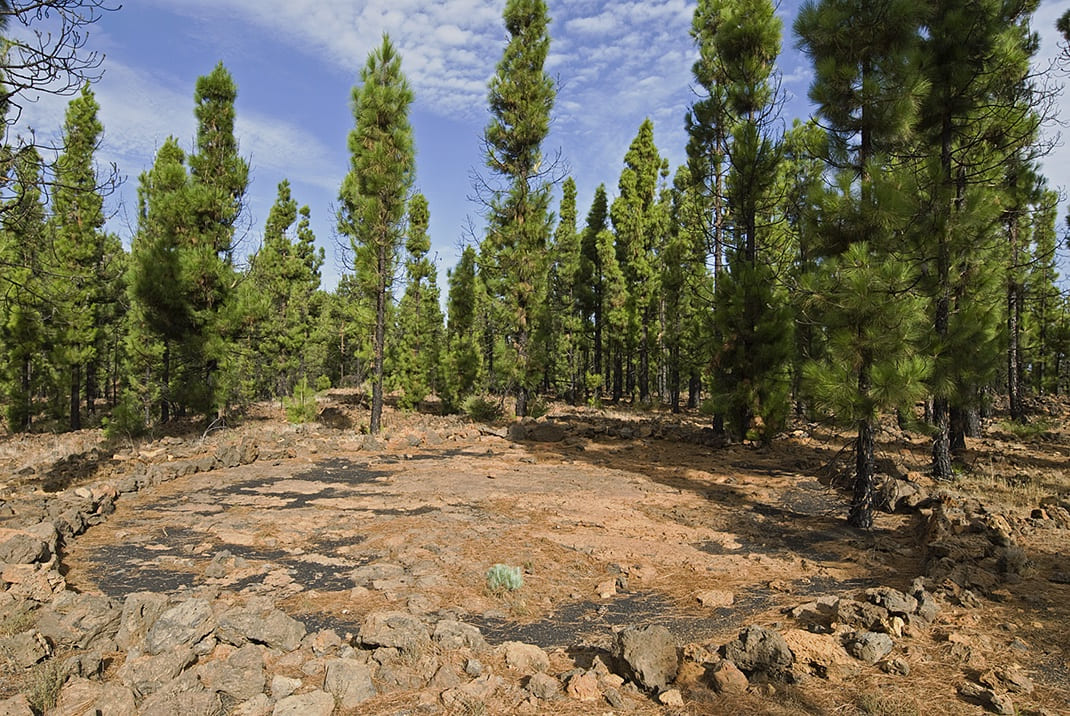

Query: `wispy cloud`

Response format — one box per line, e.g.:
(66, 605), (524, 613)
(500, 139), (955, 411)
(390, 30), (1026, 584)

(140, 0), (507, 118)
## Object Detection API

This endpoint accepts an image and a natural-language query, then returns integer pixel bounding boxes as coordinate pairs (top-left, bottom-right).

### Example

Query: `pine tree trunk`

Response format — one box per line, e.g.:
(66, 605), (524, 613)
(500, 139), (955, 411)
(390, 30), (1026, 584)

(669, 344), (680, 414)
(70, 363), (81, 431)
(20, 358), (32, 431)
(86, 360), (97, 415)
(932, 115), (954, 481)
(848, 417), (876, 529)
(161, 343), (171, 423)
(612, 347), (623, 404)
(688, 372), (701, 409)
(950, 406), (967, 453)
(370, 248), (387, 435)
(639, 322), (649, 404)
(1008, 277), (1023, 421)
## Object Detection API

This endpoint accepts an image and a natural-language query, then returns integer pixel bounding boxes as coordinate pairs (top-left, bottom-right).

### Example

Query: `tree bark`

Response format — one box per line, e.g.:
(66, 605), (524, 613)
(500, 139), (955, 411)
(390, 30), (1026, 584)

(848, 417), (876, 529)
(70, 363), (81, 431)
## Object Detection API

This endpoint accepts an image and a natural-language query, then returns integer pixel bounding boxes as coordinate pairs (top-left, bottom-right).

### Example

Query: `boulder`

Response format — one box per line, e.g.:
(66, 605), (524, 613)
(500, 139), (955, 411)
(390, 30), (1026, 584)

(526, 672), (561, 700)
(782, 629), (856, 680)
(845, 631), (894, 664)
(35, 591), (120, 650)
(0, 528), (49, 564)
(722, 625), (794, 680)
(273, 690), (335, 716)
(144, 599), (214, 655)
(53, 678), (135, 716)
(0, 630), (51, 668)
(324, 657), (377, 709)
(710, 660), (748, 694)
(271, 675), (302, 700)
(614, 625), (679, 692)
(433, 619), (487, 651)
(116, 591), (169, 649)
(118, 648), (196, 698)
(527, 422), (566, 443)
(359, 611), (430, 656)
(217, 606), (306, 652)
(864, 587), (918, 617)
(196, 644), (265, 702)
(0, 694), (33, 716)
(566, 671), (601, 701)
(501, 641), (550, 674)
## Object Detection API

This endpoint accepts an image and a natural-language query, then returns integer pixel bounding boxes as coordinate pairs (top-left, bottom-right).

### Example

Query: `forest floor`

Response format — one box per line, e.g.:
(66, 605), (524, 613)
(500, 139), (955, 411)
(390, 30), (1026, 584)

(1, 391), (1069, 714)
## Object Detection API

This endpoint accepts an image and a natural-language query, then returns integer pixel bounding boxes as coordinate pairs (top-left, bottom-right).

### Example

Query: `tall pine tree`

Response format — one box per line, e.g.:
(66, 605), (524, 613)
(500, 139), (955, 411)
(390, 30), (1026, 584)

(50, 83), (108, 431)
(338, 35), (415, 435)
(479, 0), (555, 417)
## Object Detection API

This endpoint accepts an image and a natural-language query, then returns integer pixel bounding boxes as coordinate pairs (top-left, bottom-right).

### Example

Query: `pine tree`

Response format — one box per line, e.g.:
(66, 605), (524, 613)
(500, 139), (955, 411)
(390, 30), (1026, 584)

(546, 177), (582, 401)
(241, 180), (325, 400)
(576, 185), (609, 399)
(0, 148), (50, 430)
(183, 62), (249, 417)
(126, 138), (193, 424)
(443, 245), (483, 411)
(915, 0), (1041, 477)
(479, 0), (555, 418)
(610, 119), (669, 404)
(338, 35), (415, 434)
(802, 241), (929, 528)
(693, 0), (791, 441)
(796, 0), (929, 525)
(663, 166), (713, 412)
(50, 83), (107, 431)
(596, 226), (629, 404)
(392, 193), (443, 409)
(1024, 190), (1060, 395)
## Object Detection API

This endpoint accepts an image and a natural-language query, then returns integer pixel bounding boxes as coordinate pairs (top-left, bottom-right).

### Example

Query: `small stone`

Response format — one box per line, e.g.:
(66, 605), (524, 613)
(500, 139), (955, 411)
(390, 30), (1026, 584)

(566, 671), (600, 702)
(658, 688), (685, 707)
(604, 687), (629, 710)
(846, 632), (894, 665)
(696, 589), (734, 608)
(526, 672), (561, 700)
(880, 658), (910, 676)
(711, 661), (748, 694)
(465, 658), (484, 677)
(596, 579), (617, 599)
(272, 690), (335, 716)
(271, 675), (302, 700)
(502, 642), (550, 674)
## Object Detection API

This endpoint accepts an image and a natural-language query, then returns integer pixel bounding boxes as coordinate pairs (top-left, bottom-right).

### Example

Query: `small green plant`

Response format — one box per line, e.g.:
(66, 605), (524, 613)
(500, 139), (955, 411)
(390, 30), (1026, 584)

(462, 395), (502, 422)
(103, 391), (147, 440)
(315, 374), (332, 392)
(27, 659), (64, 713)
(284, 377), (319, 424)
(998, 418), (1052, 441)
(0, 604), (35, 637)
(526, 396), (548, 419)
(485, 564), (524, 594)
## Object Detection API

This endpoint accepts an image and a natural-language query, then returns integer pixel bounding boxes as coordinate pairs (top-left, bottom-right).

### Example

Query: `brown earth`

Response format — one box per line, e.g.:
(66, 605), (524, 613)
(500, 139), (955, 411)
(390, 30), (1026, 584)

(2, 391), (1069, 714)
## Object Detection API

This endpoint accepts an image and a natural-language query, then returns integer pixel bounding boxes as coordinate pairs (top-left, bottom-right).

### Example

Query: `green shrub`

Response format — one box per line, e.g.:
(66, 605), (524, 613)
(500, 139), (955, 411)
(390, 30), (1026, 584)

(486, 564), (524, 593)
(526, 396), (548, 419)
(462, 395), (502, 422)
(315, 374), (332, 392)
(27, 659), (64, 713)
(103, 391), (147, 440)
(284, 378), (319, 424)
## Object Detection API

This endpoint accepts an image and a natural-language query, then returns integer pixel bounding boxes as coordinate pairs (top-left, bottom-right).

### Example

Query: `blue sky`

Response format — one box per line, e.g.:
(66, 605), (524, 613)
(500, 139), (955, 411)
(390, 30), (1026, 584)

(18, 0), (1070, 290)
